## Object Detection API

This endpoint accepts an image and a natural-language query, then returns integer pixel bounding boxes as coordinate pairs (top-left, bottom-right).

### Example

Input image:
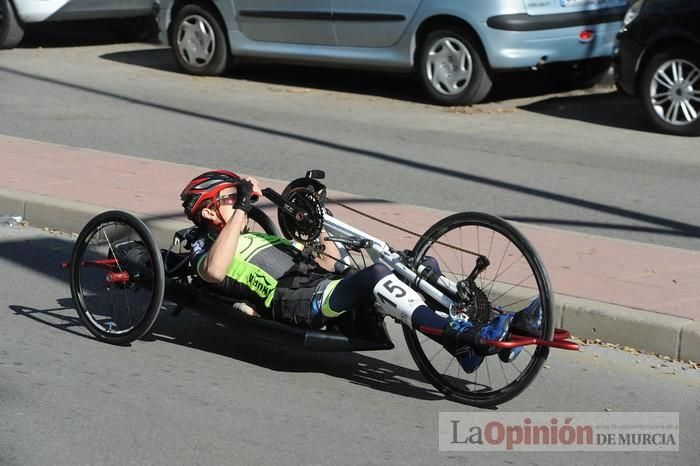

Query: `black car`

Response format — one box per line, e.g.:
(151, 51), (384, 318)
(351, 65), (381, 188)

(615, 0), (700, 136)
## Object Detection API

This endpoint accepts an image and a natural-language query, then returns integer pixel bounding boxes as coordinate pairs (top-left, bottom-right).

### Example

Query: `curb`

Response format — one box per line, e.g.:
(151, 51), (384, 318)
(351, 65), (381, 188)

(1, 186), (697, 362)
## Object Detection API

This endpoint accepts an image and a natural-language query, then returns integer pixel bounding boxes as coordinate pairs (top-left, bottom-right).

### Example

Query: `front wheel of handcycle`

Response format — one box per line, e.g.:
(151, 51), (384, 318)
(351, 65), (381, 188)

(403, 212), (553, 407)
(69, 210), (165, 345)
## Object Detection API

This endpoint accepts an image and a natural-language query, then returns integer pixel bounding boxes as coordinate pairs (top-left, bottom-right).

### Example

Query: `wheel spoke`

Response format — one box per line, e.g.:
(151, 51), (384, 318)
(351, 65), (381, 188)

(499, 359), (511, 385)
(459, 227), (465, 281)
(664, 100), (679, 123)
(442, 355), (455, 375)
(686, 67), (700, 86)
(428, 345), (447, 364)
(490, 272), (536, 309)
(655, 69), (675, 89)
(672, 61), (682, 82)
(510, 357), (524, 376)
(444, 39), (460, 55)
(452, 69), (470, 85)
(429, 48), (448, 62)
(485, 356), (492, 389)
(430, 66), (442, 88)
(458, 49), (468, 70)
(681, 100), (698, 121)
(500, 294), (534, 310)
(651, 90), (671, 105)
(491, 253), (527, 285)
(485, 242), (512, 299)
(102, 229), (123, 272)
(476, 226), (482, 288)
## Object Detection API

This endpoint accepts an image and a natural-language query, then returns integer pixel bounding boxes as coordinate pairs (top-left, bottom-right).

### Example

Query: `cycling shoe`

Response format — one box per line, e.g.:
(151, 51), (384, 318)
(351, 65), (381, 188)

(445, 313), (515, 373)
(512, 297), (543, 336)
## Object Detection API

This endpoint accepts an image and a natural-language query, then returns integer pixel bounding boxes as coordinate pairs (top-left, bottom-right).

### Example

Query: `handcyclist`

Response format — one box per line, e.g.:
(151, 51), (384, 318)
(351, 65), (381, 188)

(180, 170), (540, 372)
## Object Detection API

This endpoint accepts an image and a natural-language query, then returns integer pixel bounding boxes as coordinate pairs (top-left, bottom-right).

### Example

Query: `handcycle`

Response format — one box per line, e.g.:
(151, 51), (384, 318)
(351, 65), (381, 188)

(65, 170), (579, 407)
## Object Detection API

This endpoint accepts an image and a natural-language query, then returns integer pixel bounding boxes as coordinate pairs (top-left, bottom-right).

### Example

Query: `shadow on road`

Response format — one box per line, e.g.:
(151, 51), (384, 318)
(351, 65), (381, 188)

(100, 47), (601, 106)
(2, 234), (445, 404)
(149, 305), (446, 403)
(9, 297), (446, 404)
(519, 90), (658, 133)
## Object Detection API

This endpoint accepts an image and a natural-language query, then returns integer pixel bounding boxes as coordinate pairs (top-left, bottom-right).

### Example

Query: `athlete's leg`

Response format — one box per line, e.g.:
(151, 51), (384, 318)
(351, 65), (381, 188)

(321, 263), (456, 335)
(324, 263), (514, 373)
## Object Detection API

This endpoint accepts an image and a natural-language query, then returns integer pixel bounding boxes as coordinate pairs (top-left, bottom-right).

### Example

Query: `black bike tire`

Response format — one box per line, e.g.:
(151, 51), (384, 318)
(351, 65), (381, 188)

(403, 212), (553, 407)
(70, 210), (165, 345)
(248, 205), (280, 236)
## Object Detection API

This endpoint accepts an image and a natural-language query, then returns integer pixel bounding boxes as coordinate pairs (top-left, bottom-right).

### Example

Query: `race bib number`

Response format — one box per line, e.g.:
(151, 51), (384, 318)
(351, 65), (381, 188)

(373, 276), (423, 326)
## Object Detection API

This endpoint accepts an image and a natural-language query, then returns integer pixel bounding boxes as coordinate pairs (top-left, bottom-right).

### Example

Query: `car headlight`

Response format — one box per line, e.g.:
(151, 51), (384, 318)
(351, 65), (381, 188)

(623, 0), (645, 26)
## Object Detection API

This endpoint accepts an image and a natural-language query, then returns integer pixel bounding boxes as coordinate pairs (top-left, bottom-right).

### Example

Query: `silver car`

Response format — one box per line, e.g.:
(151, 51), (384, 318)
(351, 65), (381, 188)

(0, 0), (155, 49)
(156, 0), (629, 105)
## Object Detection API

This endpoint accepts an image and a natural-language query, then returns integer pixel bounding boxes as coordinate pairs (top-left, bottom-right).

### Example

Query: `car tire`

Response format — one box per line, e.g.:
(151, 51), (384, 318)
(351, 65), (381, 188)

(171, 3), (230, 76)
(418, 29), (492, 106)
(639, 46), (700, 137)
(0, 0), (24, 49)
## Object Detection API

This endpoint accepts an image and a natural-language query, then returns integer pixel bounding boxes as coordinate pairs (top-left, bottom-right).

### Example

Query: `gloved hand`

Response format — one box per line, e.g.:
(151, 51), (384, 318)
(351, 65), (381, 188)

(234, 179), (255, 213)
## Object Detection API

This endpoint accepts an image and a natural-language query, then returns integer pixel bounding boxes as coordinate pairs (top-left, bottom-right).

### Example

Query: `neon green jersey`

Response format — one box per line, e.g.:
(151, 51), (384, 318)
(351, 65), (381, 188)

(190, 232), (301, 308)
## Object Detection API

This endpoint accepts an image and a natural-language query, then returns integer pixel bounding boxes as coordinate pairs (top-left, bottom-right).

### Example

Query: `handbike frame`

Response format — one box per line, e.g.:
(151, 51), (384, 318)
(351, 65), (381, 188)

(322, 211), (579, 352)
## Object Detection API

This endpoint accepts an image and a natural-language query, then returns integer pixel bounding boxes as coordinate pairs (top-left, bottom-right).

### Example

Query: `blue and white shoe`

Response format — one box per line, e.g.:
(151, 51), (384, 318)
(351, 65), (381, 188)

(512, 297), (543, 336)
(445, 313), (515, 373)
(498, 297), (543, 363)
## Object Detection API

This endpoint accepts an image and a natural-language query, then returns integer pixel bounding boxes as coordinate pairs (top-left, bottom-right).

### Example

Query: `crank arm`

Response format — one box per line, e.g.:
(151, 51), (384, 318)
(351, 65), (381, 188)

(261, 187), (308, 221)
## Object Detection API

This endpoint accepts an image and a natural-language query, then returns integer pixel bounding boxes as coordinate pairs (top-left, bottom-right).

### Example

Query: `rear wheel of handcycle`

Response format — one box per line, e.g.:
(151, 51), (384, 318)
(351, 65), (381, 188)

(403, 212), (553, 407)
(69, 210), (165, 345)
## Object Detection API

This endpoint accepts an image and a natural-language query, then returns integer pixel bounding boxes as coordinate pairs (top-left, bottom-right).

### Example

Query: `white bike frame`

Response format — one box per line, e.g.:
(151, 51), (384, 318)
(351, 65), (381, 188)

(322, 213), (460, 327)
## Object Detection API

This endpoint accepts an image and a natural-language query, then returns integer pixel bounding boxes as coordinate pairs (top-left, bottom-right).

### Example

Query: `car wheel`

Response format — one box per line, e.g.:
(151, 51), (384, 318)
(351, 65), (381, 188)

(418, 29), (492, 106)
(171, 3), (229, 76)
(640, 46), (700, 136)
(0, 0), (24, 49)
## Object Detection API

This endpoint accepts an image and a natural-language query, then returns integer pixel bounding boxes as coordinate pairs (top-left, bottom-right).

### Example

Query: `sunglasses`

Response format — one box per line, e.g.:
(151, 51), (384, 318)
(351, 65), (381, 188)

(218, 192), (237, 206)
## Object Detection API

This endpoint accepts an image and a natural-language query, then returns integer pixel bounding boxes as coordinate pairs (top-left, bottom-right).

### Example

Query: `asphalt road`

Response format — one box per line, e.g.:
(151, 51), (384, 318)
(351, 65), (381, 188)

(0, 31), (699, 252)
(1, 224), (699, 465)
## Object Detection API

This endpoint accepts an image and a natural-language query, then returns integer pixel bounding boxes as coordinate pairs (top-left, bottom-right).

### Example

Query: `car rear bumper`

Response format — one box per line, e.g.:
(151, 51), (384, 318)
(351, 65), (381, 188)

(482, 20), (624, 70)
(487, 6), (627, 31)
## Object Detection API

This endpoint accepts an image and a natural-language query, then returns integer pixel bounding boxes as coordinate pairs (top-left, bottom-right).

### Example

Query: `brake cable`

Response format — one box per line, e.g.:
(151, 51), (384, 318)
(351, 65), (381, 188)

(325, 196), (484, 258)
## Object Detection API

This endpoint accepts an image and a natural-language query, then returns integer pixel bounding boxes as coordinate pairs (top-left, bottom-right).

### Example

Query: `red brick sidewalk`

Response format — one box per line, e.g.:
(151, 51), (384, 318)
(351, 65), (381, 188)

(2, 135), (699, 358)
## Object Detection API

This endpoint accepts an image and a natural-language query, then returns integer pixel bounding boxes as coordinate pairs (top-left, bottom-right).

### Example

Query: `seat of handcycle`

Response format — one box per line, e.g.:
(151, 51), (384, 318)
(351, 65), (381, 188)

(165, 271), (395, 352)
(160, 226), (395, 352)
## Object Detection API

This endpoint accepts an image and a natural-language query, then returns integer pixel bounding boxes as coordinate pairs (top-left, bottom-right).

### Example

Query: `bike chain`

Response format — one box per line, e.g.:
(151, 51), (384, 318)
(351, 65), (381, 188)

(325, 196), (483, 258)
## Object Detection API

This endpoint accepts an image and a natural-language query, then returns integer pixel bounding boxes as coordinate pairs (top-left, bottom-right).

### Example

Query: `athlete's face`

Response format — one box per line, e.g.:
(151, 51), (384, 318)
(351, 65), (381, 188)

(201, 186), (247, 232)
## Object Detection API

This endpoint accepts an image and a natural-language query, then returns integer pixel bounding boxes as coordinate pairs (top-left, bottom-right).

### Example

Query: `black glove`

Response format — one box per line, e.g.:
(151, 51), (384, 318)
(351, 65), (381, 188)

(234, 179), (254, 213)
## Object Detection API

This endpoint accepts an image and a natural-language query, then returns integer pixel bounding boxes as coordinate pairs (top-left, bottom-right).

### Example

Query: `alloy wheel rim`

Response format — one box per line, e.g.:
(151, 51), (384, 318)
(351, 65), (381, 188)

(176, 14), (216, 68)
(425, 37), (473, 96)
(650, 58), (700, 127)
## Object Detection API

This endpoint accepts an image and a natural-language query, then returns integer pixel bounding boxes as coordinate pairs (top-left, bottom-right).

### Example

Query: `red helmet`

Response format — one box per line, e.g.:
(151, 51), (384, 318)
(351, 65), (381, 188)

(181, 170), (241, 225)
